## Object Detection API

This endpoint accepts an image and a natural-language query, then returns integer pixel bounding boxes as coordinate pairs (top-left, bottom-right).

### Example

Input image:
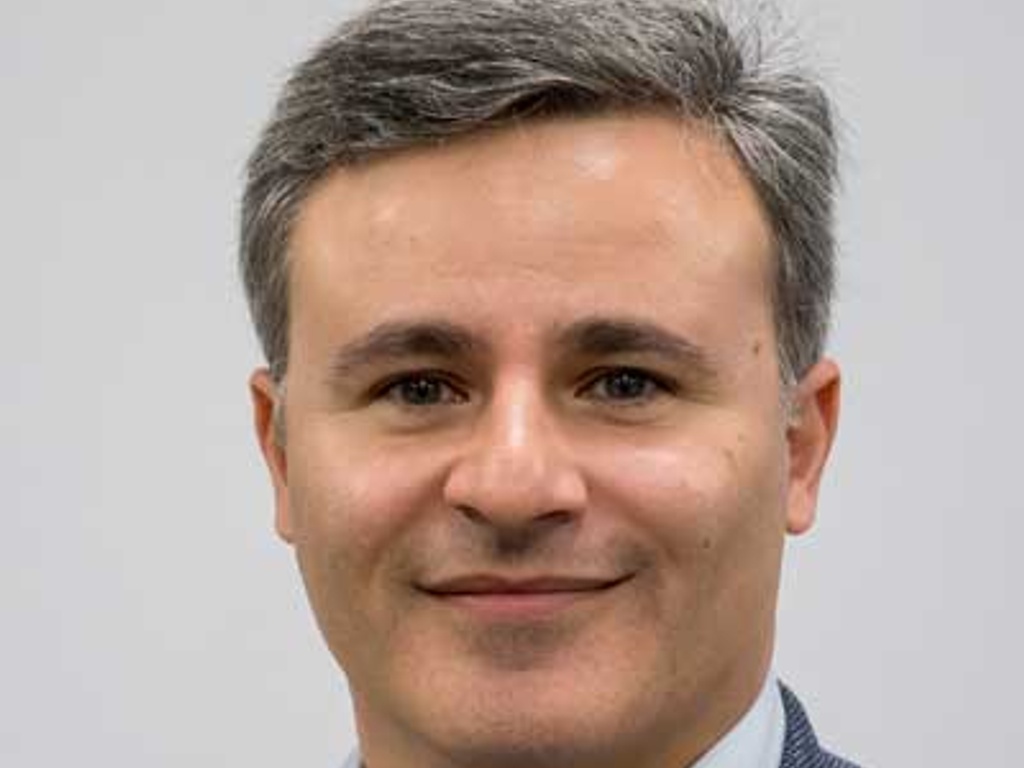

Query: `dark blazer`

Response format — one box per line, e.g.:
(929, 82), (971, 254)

(780, 685), (861, 768)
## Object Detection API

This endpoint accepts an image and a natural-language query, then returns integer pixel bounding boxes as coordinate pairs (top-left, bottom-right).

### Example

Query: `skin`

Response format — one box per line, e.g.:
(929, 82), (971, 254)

(250, 112), (840, 768)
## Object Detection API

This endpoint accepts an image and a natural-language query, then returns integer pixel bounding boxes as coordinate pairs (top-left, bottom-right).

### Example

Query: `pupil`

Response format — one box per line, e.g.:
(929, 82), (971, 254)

(608, 371), (645, 398)
(403, 378), (440, 404)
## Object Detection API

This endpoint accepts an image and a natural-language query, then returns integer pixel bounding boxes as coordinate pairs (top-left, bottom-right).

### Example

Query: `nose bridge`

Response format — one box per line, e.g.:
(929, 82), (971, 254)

(443, 371), (586, 524)
(494, 368), (540, 439)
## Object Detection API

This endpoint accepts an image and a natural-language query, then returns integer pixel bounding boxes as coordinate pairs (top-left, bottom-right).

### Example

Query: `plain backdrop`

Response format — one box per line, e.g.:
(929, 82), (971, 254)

(3, 1), (1021, 765)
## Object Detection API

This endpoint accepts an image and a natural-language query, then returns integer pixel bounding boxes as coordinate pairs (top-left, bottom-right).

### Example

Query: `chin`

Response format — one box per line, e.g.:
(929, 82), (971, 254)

(393, 660), (678, 768)
(420, 705), (643, 768)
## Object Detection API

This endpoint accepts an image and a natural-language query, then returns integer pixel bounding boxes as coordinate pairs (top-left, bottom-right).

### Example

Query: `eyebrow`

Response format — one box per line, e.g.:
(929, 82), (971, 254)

(558, 316), (718, 379)
(328, 320), (480, 379)
(326, 316), (717, 382)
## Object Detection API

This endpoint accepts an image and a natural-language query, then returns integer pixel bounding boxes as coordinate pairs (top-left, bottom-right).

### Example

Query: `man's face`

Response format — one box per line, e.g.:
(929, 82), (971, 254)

(252, 113), (838, 768)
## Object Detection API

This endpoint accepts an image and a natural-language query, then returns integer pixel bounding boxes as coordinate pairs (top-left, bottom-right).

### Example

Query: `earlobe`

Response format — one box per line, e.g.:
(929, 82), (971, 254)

(249, 369), (295, 543)
(785, 359), (841, 536)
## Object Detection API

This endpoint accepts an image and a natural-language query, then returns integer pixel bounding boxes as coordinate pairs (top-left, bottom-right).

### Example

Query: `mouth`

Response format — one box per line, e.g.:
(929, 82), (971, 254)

(418, 573), (633, 620)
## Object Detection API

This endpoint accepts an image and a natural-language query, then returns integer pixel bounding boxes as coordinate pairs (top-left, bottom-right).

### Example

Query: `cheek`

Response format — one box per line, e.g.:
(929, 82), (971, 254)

(592, 439), (731, 541)
(586, 425), (787, 562)
(284, 432), (459, 677)
(292, 441), (442, 560)
(585, 426), (788, 671)
(285, 431), (449, 618)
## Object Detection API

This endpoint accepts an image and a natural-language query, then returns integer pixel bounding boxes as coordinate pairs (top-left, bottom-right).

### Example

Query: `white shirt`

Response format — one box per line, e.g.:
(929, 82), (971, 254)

(341, 672), (785, 768)
(692, 672), (786, 768)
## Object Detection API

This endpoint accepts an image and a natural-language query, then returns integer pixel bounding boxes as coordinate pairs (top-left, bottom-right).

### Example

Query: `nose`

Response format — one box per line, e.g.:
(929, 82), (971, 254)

(442, 380), (587, 534)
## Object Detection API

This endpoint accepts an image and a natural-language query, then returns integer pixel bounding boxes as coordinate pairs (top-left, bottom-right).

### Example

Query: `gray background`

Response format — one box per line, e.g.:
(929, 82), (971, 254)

(3, 1), (1021, 765)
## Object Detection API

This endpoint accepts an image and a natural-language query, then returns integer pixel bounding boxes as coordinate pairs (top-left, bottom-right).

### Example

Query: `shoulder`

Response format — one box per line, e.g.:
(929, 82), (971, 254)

(779, 683), (863, 768)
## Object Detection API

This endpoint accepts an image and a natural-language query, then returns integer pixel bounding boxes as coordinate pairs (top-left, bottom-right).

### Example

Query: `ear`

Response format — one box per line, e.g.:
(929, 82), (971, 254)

(249, 369), (295, 543)
(784, 358), (841, 536)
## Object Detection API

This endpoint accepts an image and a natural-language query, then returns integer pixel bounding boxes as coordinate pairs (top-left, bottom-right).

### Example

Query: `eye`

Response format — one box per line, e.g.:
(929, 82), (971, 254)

(578, 368), (672, 404)
(376, 373), (467, 407)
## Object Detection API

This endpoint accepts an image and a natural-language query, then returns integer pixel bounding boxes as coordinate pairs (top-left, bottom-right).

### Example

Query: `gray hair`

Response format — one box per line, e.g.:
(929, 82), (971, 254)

(240, 0), (838, 385)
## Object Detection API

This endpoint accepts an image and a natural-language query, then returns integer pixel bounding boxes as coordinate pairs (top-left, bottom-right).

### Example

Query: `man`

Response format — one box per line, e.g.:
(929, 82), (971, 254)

(240, 0), (858, 766)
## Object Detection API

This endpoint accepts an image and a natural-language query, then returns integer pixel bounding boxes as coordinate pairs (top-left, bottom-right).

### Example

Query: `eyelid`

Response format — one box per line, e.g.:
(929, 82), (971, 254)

(371, 369), (470, 404)
(575, 366), (678, 399)
(366, 366), (679, 408)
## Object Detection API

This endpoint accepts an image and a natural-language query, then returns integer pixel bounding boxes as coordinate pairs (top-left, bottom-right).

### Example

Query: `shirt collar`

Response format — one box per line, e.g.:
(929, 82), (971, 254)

(341, 672), (785, 768)
(690, 671), (785, 768)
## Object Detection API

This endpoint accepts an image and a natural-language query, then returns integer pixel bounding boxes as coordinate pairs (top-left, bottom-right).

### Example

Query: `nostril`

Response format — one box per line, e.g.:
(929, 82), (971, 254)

(454, 504), (577, 529)
(536, 509), (575, 528)
(455, 504), (488, 525)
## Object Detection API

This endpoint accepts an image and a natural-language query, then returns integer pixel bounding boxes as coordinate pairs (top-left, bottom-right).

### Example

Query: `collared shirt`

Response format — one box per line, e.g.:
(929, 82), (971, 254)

(341, 672), (785, 768)
(692, 672), (785, 768)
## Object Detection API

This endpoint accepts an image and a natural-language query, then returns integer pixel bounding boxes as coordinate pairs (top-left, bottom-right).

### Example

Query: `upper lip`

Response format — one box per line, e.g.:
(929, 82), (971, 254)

(420, 574), (630, 595)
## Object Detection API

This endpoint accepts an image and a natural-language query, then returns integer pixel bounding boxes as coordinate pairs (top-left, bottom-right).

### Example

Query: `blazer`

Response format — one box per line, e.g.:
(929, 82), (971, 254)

(780, 684), (862, 768)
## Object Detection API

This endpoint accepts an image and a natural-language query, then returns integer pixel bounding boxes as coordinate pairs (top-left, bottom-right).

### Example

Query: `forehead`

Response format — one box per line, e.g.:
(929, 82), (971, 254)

(288, 112), (774, 346)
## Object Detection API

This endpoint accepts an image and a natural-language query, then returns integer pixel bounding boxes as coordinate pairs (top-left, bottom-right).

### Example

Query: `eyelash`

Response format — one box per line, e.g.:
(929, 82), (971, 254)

(577, 367), (677, 405)
(373, 367), (676, 408)
(373, 371), (468, 408)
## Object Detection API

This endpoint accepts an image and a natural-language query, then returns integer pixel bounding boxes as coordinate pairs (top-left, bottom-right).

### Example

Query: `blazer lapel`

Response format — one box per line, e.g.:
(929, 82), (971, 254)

(778, 684), (862, 768)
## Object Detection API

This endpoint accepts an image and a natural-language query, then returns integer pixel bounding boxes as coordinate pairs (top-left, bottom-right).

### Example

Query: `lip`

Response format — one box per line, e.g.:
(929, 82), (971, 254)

(419, 574), (631, 620)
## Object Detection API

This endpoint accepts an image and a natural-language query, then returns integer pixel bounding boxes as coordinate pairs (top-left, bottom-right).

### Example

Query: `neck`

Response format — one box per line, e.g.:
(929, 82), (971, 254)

(351, 652), (775, 768)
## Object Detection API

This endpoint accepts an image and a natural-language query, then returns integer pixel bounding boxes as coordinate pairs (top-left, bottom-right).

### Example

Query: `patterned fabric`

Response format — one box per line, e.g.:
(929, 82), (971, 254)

(779, 684), (862, 768)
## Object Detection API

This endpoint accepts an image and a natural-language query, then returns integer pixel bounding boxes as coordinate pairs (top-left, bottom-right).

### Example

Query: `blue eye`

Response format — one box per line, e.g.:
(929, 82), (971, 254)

(378, 374), (466, 407)
(581, 368), (669, 403)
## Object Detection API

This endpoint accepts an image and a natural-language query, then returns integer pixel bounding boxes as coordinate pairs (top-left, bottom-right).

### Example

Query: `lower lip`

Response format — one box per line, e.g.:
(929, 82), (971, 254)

(431, 588), (612, 621)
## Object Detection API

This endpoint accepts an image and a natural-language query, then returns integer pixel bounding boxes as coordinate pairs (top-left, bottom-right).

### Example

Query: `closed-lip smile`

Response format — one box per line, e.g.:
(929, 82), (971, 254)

(418, 573), (632, 620)
(422, 574), (628, 595)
